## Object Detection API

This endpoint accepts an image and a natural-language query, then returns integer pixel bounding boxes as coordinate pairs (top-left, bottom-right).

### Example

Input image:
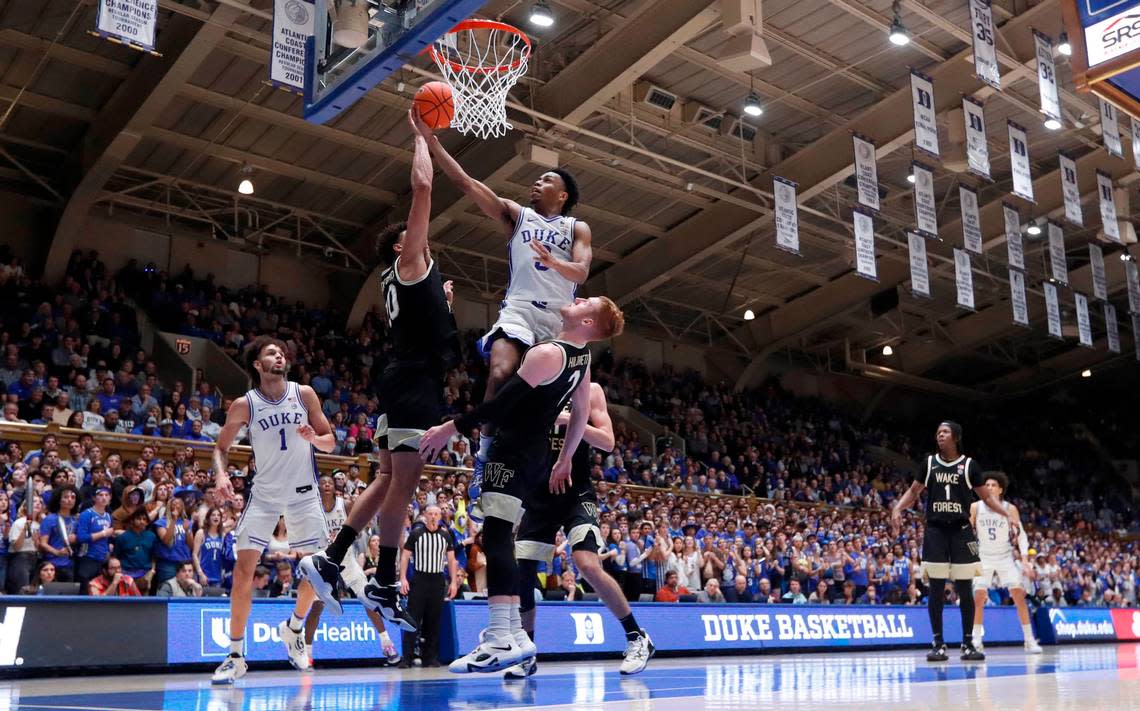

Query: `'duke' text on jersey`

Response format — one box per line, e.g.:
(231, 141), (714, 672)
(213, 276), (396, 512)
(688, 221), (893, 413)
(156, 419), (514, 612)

(256, 411), (304, 431)
(520, 228), (571, 251)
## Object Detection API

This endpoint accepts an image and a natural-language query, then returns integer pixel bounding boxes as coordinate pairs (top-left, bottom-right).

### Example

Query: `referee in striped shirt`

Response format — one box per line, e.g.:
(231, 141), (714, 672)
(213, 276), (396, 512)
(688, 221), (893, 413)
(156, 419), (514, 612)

(398, 505), (459, 667)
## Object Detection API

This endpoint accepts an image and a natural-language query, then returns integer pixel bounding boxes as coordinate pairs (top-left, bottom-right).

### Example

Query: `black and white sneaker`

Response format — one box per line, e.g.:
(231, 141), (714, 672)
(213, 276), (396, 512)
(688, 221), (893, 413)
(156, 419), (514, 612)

(961, 642), (986, 661)
(927, 642), (949, 662)
(362, 579), (418, 632)
(299, 551), (343, 615)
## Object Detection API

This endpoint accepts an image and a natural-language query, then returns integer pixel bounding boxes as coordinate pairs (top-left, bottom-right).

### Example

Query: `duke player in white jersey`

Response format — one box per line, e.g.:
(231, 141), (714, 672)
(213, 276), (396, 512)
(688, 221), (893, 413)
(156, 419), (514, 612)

(210, 337), (337, 684)
(423, 127), (592, 517)
(969, 471), (1042, 654)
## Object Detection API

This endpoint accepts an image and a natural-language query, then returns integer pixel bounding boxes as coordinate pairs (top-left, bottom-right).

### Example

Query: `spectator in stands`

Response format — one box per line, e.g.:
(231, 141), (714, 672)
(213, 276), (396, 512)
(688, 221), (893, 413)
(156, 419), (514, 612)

(39, 485), (79, 582)
(655, 570), (690, 602)
(156, 560), (204, 597)
(154, 497), (193, 588)
(6, 497), (41, 593)
(88, 556), (141, 596)
(252, 565), (272, 599)
(112, 486), (144, 531)
(114, 509), (157, 594)
(75, 487), (114, 587)
(809, 580), (832, 604)
(697, 578), (725, 603)
(268, 560), (296, 598)
(559, 569), (584, 601)
(199, 405), (221, 440)
(857, 583), (880, 605)
(96, 378), (122, 415)
(782, 579), (808, 604)
(21, 560), (56, 595)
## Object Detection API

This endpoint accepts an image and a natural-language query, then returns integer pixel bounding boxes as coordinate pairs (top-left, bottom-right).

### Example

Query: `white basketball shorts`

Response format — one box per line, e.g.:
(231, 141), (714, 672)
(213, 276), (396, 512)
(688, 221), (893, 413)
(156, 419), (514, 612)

(479, 299), (564, 353)
(972, 557), (1024, 592)
(234, 491), (328, 553)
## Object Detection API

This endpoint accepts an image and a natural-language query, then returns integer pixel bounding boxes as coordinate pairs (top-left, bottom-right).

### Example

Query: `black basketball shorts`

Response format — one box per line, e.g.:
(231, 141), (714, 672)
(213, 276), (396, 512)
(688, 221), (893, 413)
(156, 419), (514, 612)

(515, 488), (602, 563)
(921, 519), (983, 580)
(377, 362), (441, 452)
(479, 447), (547, 525)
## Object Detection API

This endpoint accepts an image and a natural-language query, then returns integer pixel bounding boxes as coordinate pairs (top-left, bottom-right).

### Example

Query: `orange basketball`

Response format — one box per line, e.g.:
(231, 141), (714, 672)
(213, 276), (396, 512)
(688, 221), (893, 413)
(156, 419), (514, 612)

(414, 81), (454, 130)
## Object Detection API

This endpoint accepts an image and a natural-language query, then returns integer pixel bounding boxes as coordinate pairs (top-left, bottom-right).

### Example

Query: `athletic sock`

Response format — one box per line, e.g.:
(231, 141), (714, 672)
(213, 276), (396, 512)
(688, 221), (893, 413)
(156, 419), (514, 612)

(230, 637), (244, 655)
(928, 578), (946, 644)
(288, 612), (304, 633)
(378, 546), (399, 587)
(618, 613), (641, 637)
(509, 602), (521, 633)
(955, 580), (975, 645)
(477, 434), (493, 462)
(325, 524), (359, 565)
(1021, 623), (1034, 641)
(489, 602), (511, 638)
(973, 624), (984, 641)
(380, 630), (393, 646)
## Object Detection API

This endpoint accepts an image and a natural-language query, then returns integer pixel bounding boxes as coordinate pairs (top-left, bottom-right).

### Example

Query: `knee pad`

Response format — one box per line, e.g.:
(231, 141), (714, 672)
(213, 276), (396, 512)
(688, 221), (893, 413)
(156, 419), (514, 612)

(482, 517), (518, 597)
(518, 559), (541, 613)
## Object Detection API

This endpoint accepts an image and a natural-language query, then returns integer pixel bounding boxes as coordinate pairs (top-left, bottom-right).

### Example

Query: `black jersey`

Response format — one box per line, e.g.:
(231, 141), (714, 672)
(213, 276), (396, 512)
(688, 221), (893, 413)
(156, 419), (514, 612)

(495, 340), (591, 456)
(916, 454), (980, 524)
(380, 257), (459, 370)
(548, 416), (593, 499)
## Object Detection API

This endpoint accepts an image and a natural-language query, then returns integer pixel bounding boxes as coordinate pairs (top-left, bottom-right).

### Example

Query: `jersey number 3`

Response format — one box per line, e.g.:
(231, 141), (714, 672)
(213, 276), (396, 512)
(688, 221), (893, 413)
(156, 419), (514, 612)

(385, 283), (400, 321)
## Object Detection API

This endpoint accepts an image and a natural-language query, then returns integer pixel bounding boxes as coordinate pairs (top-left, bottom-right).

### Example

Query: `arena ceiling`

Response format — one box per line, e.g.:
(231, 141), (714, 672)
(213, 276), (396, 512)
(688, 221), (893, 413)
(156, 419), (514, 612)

(0, 0), (1136, 398)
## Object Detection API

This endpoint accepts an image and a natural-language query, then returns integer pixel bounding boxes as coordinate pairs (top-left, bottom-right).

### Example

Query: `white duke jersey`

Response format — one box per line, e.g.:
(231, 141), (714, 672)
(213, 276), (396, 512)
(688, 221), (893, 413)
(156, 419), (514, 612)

(246, 381), (317, 501)
(506, 207), (577, 306)
(976, 500), (1013, 561)
(324, 496), (347, 542)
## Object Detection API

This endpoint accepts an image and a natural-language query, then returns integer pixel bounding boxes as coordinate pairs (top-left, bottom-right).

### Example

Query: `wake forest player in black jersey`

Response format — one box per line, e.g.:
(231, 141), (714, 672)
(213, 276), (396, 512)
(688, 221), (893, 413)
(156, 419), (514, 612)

(419, 296), (625, 674)
(507, 382), (653, 679)
(302, 109), (460, 631)
(891, 421), (1016, 663)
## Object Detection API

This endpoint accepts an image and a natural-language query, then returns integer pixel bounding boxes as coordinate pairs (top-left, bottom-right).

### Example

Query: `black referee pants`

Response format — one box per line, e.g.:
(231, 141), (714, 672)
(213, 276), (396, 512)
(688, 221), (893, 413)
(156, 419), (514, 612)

(404, 572), (446, 664)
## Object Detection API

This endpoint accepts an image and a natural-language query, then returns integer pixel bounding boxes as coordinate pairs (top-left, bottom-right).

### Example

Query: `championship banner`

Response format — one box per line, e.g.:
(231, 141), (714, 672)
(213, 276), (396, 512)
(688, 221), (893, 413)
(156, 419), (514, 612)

(960, 185), (984, 254)
(1106, 303), (1121, 354)
(954, 248), (975, 311)
(1048, 221), (1068, 285)
(912, 162), (938, 238)
(773, 176), (801, 256)
(1007, 121), (1034, 201)
(1090, 243), (1108, 301)
(1097, 170), (1121, 242)
(969, 0), (1000, 89)
(1132, 116), (1140, 171)
(853, 208), (878, 281)
(963, 96), (991, 179)
(1127, 260), (1140, 314)
(1010, 268), (1029, 327)
(1003, 202), (1025, 271)
(1075, 292), (1093, 347)
(1059, 154), (1083, 226)
(852, 134), (880, 211)
(907, 231), (931, 298)
(910, 70), (939, 157)
(94, 0), (158, 52)
(1100, 98), (1124, 159)
(1034, 31), (1061, 126)
(1045, 281), (1063, 339)
(270, 0), (316, 94)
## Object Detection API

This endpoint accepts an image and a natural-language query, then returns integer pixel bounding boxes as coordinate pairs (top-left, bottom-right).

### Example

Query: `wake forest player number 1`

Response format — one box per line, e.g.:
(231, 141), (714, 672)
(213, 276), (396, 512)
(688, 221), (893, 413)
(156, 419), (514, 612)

(891, 421), (1015, 664)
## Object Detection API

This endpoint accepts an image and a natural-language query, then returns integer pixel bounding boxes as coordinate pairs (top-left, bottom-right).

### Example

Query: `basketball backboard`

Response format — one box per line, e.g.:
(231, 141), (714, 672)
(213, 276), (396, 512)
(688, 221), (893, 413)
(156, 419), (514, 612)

(304, 0), (488, 125)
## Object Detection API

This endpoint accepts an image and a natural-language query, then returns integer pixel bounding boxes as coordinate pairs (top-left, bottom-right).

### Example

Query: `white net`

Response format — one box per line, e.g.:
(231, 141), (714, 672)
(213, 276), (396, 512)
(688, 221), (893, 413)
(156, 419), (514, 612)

(430, 22), (530, 139)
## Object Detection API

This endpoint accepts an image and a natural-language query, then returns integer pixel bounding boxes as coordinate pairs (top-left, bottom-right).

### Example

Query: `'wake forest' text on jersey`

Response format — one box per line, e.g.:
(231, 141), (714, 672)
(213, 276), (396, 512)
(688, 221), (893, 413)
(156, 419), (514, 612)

(916, 454), (981, 524)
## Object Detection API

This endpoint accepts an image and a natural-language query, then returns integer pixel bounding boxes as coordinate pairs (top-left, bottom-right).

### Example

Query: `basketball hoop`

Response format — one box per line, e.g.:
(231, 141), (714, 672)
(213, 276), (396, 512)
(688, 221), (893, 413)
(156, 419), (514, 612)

(428, 20), (530, 139)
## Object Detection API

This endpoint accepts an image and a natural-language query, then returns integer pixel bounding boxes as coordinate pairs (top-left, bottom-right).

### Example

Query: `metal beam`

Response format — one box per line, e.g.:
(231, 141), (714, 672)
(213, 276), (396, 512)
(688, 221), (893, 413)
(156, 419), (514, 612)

(824, 0), (949, 63)
(0, 85), (96, 122)
(0, 28), (132, 79)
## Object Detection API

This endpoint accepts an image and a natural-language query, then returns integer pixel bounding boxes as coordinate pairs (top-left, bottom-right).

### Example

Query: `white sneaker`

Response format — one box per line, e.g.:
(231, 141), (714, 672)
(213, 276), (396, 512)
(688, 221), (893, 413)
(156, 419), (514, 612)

(975, 639), (984, 652)
(211, 654), (248, 684)
(1025, 639), (1043, 654)
(514, 631), (537, 661)
(448, 630), (525, 674)
(278, 620), (311, 672)
(503, 657), (537, 679)
(619, 630), (655, 675)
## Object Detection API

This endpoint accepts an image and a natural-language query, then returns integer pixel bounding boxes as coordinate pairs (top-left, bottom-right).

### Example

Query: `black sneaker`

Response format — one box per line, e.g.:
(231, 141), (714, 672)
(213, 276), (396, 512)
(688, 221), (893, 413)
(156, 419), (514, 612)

(961, 642), (986, 661)
(299, 552), (344, 615)
(927, 642), (949, 662)
(362, 579), (418, 632)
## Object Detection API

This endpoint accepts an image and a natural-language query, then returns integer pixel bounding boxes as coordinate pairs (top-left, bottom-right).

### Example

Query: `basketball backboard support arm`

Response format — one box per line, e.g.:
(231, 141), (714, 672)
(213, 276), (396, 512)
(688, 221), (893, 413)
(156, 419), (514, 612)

(304, 0), (488, 125)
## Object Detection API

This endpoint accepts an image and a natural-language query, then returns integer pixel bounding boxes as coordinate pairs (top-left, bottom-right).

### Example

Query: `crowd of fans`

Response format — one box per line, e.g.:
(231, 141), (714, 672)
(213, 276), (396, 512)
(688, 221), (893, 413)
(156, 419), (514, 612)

(0, 248), (1135, 613)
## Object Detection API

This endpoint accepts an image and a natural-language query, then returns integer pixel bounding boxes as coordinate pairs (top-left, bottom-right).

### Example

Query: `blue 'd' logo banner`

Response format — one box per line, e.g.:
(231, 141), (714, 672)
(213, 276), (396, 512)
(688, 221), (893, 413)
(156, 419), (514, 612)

(1079, 0), (1140, 24)
(1035, 607), (1116, 644)
(448, 602), (1025, 659)
(166, 599), (403, 663)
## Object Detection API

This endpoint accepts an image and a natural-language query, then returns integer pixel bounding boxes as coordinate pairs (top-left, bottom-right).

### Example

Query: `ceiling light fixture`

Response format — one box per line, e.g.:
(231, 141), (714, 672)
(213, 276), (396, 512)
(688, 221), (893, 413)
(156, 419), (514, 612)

(743, 94), (763, 117)
(743, 308), (756, 321)
(1057, 32), (1072, 57)
(1080, 368), (1092, 378)
(882, 345), (894, 356)
(529, 1), (554, 28)
(237, 163), (254, 195)
(906, 173), (916, 184)
(1044, 117), (1062, 130)
(1027, 220), (1042, 236)
(888, 1), (910, 46)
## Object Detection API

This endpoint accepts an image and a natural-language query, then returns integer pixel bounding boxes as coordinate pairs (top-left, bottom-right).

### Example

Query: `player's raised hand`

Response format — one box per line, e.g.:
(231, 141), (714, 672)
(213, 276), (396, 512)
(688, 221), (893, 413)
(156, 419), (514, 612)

(554, 409), (570, 427)
(529, 240), (556, 266)
(297, 423), (317, 444)
(214, 473), (237, 505)
(1009, 520), (1021, 543)
(549, 456), (572, 495)
(889, 508), (903, 534)
(443, 280), (454, 305)
(418, 422), (454, 463)
(408, 108), (433, 139)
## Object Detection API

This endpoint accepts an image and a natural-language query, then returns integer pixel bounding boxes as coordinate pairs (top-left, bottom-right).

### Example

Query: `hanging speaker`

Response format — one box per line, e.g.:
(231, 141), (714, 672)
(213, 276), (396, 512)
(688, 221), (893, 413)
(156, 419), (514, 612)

(333, 0), (369, 49)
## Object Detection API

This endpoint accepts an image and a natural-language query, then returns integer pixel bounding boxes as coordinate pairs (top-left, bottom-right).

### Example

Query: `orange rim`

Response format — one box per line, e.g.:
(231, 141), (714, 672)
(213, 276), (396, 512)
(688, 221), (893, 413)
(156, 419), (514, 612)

(427, 19), (531, 74)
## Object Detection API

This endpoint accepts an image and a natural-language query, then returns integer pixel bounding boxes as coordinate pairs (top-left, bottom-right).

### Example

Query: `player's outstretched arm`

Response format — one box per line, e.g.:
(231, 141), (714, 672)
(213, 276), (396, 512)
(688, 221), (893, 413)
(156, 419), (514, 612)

(212, 396), (250, 504)
(400, 109), (434, 282)
(298, 385), (337, 453)
(413, 119), (520, 229)
(551, 369), (591, 495)
(555, 381), (613, 451)
(890, 480), (924, 531)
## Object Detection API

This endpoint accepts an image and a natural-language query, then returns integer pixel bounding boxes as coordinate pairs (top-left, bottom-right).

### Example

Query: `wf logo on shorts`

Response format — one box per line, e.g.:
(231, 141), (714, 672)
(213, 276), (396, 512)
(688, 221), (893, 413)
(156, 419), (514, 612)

(570, 612), (605, 645)
(484, 462), (515, 488)
(0, 607), (26, 666)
